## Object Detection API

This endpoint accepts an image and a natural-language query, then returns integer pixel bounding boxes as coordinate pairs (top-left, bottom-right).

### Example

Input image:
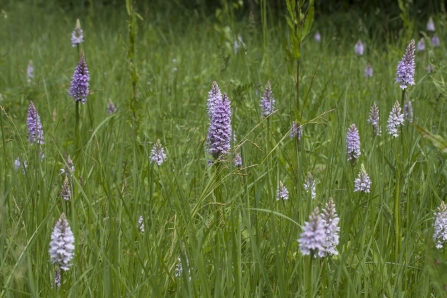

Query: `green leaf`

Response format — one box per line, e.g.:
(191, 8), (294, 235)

(301, 0), (314, 40)
(414, 124), (447, 153)
(286, 16), (295, 30)
(286, 0), (296, 17)
(291, 35), (301, 58)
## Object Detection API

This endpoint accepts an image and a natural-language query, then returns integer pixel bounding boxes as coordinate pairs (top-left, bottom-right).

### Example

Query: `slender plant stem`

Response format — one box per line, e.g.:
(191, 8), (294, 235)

(296, 55), (301, 114)
(394, 137), (401, 262)
(307, 255), (312, 298)
(75, 100), (80, 156)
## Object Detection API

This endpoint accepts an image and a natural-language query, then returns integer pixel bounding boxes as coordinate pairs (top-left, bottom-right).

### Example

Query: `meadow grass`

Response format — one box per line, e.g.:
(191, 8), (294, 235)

(1, 1), (447, 297)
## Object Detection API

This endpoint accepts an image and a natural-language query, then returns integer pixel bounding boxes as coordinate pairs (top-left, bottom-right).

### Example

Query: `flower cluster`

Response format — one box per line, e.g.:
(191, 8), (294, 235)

(71, 19), (84, 47)
(27, 101), (45, 145)
(367, 102), (381, 136)
(276, 182), (289, 201)
(234, 34), (243, 54)
(206, 93), (232, 160)
(60, 155), (75, 176)
(304, 172), (316, 199)
(207, 81), (221, 120)
(432, 35), (440, 47)
(260, 81), (275, 117)
(138, 216), (145, 232)
(354, 164), (371, 193)
(364, 64), (373, 78)
(150, 139), (167, 166)
(395, 40), (415, 90)
(321, 198), (340, 256)
(417, 38), (425, 51)
(314, 31), (321, 42)
(346, 124), (361, 165)
(355, 40), (364, 56)
(233, 153), (242, 167)
(386, 101), (404, 137)
(49, 213), (75, 271)
(14, 158), (27, 173)
(433, 201), (447, 249)
(298, 200), (340, 257)
(54, 267), (61, 288)
(61, 176), (71, 200)
(175, 256), (191, 279)
(298, 207), (326, 256)
(403, 100), (413, 123)
(427, 17), (435, 31)
(27, 60), (33, 83)
(290, 121), (302, 141)
(69, 54), (90, 104)
(107, 99), (116, 115)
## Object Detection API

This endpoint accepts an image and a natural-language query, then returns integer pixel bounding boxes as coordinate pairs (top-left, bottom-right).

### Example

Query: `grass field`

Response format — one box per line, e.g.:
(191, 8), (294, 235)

(1, 1), (447, 297)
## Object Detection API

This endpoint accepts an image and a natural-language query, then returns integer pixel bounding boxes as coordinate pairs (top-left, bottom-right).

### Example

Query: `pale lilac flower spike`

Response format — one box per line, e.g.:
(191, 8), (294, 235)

(49, 213), (75, 271)
(290, 121), (302, 141)
(386, 101), (404, 137)
(14, 158), (21, 170)
(107, 99), (116, 115)
(433, 201), (447, 249)
(395, 40), (415, 90)
(276, 181), (289, 201)
(346, 124), (361, 166)
(403, 100), (413, 123)
(206, 93), (232, 160)
(233, 153), (242, 167)
(368, 102), (381, 136)
(260, 81), (275, 117)
(304, 172), (316, 199)
(321, 198), (340, 256)
(355, 40), (364, 56)
(432, 35), (440, 47)
(364, 63), (373, 78)
(417, 38), (425, 52)
(234, 35), (243, 54)
(69, 54), (90, 104)
(138, 216), (145, 232)
(298, 207), (326, 257)
(54, 267), (61, 288)
(71, 19), (84, 47)
(354, 164), (371, 193)
(427, 17), (435, 31)
(207, 81), (222, 120)
(61, 176), (71, 200)
(27, 60), (34, 83)
(150, 139), (167, 165)
(314, 31), (321, 42)
(27, 101), (44, 145)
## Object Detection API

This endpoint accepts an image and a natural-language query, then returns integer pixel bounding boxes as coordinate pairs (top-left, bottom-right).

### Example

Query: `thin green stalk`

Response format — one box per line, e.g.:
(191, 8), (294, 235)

(296, 54), (301, 113)
(75, 100), (80, 156)
(214, 162), (223, 296)
(394, 89), (406, 261)
(394, 137), (401, 262)
(307, 255), (312, 298)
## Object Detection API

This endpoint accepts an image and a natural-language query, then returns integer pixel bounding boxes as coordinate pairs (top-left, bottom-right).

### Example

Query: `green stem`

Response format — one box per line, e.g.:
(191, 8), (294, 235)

(296, 55), (301, 114)
(307, 255), (312, 298)
(394, 137), (401, 262)
(214, 162), (223, 295)
(75, 100), (80, 156)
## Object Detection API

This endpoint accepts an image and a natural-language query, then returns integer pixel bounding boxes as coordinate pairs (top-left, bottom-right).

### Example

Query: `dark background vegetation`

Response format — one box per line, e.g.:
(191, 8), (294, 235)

(5, 0), (443, 15)
(2, 0), (445, 39)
